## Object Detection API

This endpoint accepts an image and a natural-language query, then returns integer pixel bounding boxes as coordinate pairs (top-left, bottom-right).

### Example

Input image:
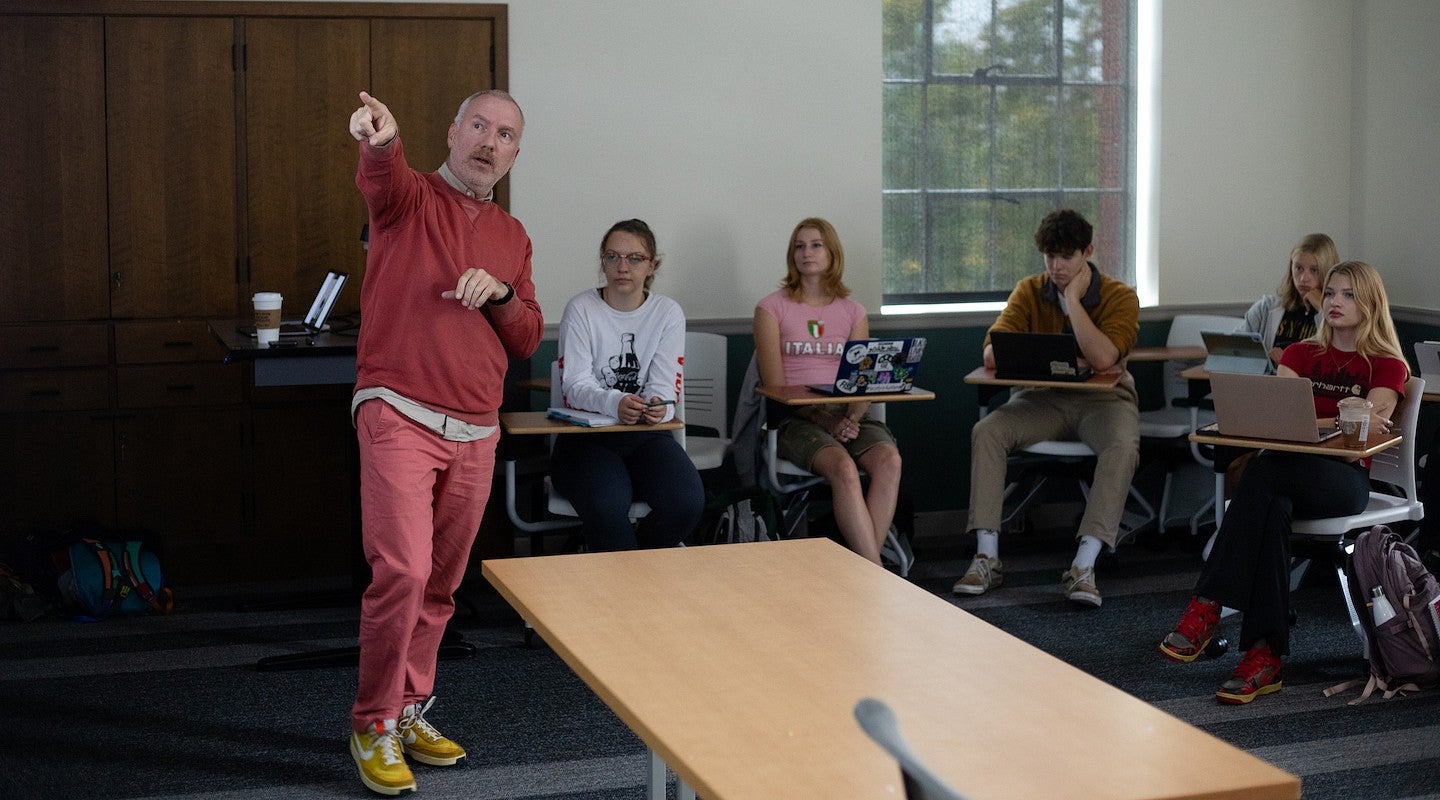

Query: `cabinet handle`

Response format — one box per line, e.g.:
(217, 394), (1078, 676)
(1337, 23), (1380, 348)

(162, 340), (195, 349)
(27, 345), (61, 353)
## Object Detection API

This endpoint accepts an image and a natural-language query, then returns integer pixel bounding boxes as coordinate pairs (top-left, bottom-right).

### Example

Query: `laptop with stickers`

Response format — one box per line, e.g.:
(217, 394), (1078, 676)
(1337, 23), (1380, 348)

(807, 338), (926, 396)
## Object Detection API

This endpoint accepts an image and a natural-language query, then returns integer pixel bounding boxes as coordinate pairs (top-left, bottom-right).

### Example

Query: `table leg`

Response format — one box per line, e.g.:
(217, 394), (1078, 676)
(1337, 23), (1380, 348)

(647, 749), (666, 800)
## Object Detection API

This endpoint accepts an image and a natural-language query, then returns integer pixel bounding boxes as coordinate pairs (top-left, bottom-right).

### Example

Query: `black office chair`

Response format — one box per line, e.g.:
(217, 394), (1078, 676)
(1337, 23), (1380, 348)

(854, 698), (967, 800)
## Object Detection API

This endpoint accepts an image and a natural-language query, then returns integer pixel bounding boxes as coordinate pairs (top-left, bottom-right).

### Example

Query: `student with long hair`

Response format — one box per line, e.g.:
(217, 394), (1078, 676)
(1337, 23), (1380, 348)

(1159, 261), (1409, 704)
(752, 218), (903, 565)
(1240, 233), (1341, 365)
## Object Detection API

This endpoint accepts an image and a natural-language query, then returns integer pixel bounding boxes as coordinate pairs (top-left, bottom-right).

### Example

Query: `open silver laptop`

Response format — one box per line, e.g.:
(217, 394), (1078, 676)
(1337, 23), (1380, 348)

(1208, 372), (1339, 443)
(1415, 341), (1440, 389)
(1200, 331), (1271, 374)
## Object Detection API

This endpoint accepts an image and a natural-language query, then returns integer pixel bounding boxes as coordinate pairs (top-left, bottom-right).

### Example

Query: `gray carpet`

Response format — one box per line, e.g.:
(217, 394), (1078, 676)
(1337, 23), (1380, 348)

(3, 531), (1439, 799)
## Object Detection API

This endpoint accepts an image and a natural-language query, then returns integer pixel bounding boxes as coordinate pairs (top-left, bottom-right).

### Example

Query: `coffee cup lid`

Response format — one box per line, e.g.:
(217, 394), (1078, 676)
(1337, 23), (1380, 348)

(252, 292), (283, 302)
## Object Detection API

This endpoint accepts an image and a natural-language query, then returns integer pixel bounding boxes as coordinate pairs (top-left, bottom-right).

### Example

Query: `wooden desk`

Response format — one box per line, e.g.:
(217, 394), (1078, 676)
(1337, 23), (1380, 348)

(482, 538), (1299, 800)
(754, 385), (935, 405)
(1130, 345), (1206, 362)
(964, 365), (1123, 391)
(500, 411), (683, 435)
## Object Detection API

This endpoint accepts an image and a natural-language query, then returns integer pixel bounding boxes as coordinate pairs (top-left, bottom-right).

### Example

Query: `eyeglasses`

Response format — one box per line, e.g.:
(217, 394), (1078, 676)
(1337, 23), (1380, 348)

(601, 251), (651, 268)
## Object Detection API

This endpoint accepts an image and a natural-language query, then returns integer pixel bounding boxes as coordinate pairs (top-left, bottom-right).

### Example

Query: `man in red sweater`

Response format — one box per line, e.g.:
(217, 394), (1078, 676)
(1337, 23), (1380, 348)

(346, 89), (542, 796)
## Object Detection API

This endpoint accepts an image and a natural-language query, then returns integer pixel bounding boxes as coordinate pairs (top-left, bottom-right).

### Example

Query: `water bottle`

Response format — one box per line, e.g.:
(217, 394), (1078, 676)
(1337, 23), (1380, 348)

(1370, 585), (1397, 627)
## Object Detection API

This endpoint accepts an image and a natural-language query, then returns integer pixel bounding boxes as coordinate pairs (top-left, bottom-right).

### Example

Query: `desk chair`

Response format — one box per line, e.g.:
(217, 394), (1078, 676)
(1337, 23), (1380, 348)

(761, 396), (914, 575)
(502, 362), (686, 543)
(989, 402), (1156, 548)
(854, 698), (966, 800)
(1136, 314), (1242, 537)
(1289, 374), (1426, 654)
(681, 331), (729, 471)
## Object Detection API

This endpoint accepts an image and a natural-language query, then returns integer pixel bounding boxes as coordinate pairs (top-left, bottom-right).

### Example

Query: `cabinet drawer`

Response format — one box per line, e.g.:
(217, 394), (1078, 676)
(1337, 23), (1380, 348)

(0, 324), (109, 369)
(0, 369), (110, 412)
(115, 320), (227, 364)
(117, 363), (243, 408)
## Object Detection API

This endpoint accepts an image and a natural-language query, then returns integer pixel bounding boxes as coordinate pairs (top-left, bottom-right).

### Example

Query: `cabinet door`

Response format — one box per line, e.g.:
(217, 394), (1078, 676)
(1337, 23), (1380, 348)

(107, 16), (239, 319)
(243, 17), (369, 317)
(114, 407), (247, 585)
(0, 412), (116, 535)
(250, 402), (355, 580)
(370, 18), (497, 192)
(0, 17), (108, 323)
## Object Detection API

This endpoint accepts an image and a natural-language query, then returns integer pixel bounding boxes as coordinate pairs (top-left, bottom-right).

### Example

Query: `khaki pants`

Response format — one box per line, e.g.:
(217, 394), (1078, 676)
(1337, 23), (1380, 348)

(967, 382), (1139, 547)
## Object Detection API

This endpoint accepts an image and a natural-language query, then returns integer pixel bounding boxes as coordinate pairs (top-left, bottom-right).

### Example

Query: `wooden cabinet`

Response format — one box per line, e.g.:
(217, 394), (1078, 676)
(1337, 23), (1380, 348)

(0, 2), (509, 587)
(0, 16), (108, 323)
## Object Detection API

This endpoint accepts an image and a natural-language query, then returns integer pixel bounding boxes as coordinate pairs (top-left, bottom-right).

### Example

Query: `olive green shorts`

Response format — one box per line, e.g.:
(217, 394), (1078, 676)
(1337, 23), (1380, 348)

(776, 404), (897, 473)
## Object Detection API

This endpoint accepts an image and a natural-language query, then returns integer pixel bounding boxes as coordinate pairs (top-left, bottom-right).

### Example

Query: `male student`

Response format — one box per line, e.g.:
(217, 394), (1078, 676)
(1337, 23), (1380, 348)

(954, 209), (1139, 607)
(346, 89), (543, 795)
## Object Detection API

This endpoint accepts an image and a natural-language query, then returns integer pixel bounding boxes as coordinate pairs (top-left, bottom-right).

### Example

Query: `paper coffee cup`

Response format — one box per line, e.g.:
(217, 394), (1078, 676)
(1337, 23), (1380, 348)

(252, 292), (283, 346)
(1336, 396), (1373, 448)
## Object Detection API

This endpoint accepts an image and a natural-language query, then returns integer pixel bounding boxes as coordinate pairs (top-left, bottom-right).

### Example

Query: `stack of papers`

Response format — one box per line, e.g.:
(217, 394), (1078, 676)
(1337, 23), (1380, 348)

(546, 407), (618, 427)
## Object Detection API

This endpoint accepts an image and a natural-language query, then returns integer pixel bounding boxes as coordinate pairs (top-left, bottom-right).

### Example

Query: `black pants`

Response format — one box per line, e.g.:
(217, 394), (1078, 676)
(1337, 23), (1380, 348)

(1196, 451), (1369, 656)
(550, 430), (704, 553)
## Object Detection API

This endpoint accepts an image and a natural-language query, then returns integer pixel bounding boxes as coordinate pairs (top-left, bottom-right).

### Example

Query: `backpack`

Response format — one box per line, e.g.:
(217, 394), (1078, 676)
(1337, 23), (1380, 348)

(1324, 525), (1440, 704)
(57, 539), (175, 620)
(693, 486), (781, 546)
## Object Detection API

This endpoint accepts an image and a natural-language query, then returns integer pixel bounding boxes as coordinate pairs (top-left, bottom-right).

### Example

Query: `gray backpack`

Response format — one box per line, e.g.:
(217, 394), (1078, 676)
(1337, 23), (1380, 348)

(1325, 525), (1440, 704)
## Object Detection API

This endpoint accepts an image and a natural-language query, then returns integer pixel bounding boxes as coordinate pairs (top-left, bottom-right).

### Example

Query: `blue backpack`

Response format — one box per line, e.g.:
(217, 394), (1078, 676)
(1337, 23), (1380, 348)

(58, 539), (175, 619)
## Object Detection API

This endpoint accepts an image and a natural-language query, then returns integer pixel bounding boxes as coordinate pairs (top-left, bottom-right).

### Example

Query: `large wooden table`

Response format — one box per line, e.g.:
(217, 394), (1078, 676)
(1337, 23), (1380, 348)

(482, 538), (1300, 800)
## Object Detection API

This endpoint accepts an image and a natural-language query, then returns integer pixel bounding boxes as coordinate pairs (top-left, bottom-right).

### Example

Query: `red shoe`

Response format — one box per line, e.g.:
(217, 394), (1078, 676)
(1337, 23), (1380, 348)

(1216, 645), (1283, 704)
(1159, 596), (1220, 663)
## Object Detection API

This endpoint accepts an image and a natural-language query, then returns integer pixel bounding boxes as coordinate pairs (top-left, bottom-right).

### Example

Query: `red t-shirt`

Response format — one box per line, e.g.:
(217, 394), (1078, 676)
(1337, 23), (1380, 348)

(1278, 342), (1408, 419)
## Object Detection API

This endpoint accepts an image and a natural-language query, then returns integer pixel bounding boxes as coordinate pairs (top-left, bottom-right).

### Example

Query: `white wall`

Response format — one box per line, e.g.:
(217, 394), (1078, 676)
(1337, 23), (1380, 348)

(506, 0), (882, 321)
(1352, 0), (1440, 311)
(280, 0), (1440, 317)
(1155, 0), (1354, 306)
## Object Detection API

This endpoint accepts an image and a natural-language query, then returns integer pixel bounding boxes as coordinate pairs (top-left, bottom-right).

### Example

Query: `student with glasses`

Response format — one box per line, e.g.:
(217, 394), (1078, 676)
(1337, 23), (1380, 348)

(752, 217), (903, 566)
(550, 219), (703, 552)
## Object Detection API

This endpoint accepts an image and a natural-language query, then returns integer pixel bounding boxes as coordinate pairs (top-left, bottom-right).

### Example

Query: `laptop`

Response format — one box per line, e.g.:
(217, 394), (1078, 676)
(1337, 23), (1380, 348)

(807, 337), (926, 396)
(1207, 371), (1340, 443)
(1200, 330), (1272, 374)
(989, 331), (1092, 382)
(1415, 341), (1440, 389)
(237, 270), (348, 337)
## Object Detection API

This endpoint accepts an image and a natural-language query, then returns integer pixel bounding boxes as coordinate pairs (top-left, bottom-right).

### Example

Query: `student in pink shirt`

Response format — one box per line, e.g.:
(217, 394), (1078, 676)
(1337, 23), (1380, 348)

(752, 218), (903, 565)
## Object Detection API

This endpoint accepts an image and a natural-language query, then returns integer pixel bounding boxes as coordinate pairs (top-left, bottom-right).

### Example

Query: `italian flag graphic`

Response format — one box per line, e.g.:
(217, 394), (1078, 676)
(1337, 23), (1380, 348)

(807, 320), (824, 339)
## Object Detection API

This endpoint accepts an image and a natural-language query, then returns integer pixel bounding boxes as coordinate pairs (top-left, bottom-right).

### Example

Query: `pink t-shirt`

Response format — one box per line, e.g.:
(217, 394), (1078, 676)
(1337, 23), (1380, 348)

(756, 289), (869, 386)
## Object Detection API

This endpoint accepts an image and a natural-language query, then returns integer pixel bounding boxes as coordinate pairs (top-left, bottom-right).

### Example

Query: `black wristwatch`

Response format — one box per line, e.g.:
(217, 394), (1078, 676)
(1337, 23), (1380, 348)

(486, 282), (515, 305)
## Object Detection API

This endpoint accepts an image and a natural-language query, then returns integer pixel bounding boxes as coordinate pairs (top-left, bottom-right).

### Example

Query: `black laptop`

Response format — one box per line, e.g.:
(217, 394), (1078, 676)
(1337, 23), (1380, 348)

(237, 270), (348, 337)
(989, 331), (1092, 382)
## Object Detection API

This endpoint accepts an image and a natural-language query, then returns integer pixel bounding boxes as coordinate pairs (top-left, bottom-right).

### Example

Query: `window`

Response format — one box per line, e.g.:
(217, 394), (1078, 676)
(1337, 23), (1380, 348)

(883, 0), (1136, 308)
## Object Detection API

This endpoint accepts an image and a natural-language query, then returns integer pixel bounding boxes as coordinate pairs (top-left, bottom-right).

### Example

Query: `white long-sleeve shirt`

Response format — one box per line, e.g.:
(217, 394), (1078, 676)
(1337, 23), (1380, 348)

(557, 288), (685, 423)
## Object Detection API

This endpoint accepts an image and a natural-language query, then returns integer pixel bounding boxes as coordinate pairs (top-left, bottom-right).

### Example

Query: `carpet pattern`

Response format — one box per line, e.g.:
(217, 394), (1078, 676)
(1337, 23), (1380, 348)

(2, 533), (1438, 799)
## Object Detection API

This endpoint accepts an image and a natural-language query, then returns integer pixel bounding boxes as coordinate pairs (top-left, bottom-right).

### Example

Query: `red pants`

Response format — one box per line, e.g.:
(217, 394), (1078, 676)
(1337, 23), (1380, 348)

(350, 400), (497, 730)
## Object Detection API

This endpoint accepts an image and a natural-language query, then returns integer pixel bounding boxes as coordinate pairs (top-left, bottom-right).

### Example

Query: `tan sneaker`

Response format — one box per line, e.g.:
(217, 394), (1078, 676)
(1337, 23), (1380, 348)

(398, 697), (466, 766)
(1061, 565), (1101, 607)
(350, 720), (416, 795)
(952, 554), (1003, 595)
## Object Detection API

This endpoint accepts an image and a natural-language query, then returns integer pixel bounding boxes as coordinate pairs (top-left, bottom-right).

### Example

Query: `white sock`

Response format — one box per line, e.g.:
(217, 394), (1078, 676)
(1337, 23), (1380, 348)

(1072, 535), (1103, 570)
(974, 529), (999, 559)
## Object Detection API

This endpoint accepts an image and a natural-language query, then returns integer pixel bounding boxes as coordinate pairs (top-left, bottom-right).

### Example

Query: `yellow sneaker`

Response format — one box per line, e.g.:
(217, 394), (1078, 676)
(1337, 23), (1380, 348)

(350, 720), (416, 795)
(398, 697), (467, 766)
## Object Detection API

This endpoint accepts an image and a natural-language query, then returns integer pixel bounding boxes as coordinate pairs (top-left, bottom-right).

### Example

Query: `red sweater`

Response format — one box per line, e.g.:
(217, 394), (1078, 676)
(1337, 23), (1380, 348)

(355, 137), (543, 425)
